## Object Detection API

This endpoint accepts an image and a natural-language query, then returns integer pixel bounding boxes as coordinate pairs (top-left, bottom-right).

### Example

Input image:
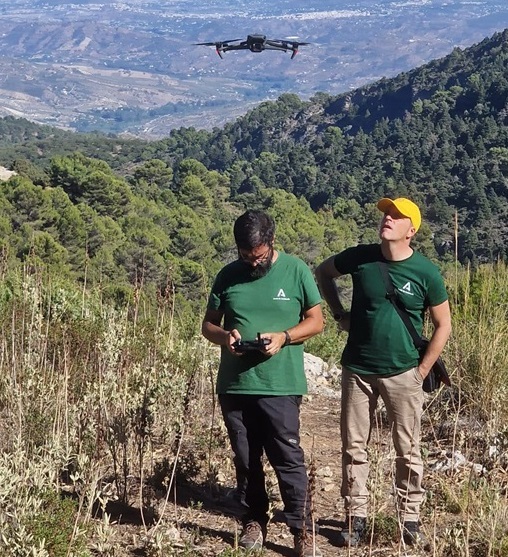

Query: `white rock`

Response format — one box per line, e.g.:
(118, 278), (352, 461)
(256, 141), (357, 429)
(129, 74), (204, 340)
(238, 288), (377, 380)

(304, 352), (341, 397)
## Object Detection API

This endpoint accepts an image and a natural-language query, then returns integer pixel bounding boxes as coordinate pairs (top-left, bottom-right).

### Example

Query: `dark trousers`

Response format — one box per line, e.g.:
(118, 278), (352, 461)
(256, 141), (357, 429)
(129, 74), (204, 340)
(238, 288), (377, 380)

(219, 394), (313, 532)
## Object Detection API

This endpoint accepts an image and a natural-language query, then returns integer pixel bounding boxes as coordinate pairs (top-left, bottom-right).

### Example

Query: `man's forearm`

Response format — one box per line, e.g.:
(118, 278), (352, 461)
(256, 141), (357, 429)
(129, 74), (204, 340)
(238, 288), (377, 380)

(419, 324), (452, 375)
(202, 321), (231, 346)
(316, 278), (347, 318)
(286, 314), (323, 343)
(315, 258), (347, 318)
(419, 300), (452, 375)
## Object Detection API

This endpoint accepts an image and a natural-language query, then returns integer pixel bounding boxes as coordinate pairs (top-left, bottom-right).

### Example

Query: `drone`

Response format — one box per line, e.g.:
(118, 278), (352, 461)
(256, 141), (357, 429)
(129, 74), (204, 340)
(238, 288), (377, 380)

(195, 34), (309, 59)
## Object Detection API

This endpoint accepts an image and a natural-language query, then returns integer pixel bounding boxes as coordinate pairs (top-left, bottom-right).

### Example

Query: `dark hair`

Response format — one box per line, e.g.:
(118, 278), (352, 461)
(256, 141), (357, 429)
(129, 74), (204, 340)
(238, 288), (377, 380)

(233, 210), (275, 250)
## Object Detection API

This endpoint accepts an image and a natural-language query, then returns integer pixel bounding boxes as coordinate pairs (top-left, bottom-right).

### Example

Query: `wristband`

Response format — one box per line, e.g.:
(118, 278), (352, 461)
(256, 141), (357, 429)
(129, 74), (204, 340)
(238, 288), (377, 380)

(283, 330), (291, 346)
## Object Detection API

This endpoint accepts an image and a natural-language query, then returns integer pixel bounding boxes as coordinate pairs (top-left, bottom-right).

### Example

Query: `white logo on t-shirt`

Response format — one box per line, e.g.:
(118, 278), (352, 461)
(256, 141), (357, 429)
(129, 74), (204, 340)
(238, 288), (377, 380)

(274, 288), (290, 301)
(398, 282), (414, 296)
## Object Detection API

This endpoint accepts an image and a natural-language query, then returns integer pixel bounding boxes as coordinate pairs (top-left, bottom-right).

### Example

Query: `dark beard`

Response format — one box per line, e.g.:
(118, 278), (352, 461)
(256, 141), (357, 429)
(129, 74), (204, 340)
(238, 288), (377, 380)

(249, 258), (272, 279)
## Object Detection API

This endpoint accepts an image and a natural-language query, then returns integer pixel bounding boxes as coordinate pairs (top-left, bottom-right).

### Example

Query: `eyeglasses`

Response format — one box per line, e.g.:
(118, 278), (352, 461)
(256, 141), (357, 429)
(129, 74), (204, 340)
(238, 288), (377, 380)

(238, 245), (272, 264)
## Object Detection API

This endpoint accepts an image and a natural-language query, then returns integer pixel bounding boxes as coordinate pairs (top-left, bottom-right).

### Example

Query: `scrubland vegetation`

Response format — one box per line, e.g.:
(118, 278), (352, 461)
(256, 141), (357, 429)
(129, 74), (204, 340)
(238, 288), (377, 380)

(421, 262), (508, 556)
(0, 260), (217, 556)
(0, 258), (507, 556)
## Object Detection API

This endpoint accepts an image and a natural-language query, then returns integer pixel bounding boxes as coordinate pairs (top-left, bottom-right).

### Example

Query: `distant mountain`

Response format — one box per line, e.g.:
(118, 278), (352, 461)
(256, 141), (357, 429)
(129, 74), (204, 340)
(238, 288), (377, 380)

(1, 29), (508, 266)
(1, 0), (508, 137)
(213, 29), (508, 146)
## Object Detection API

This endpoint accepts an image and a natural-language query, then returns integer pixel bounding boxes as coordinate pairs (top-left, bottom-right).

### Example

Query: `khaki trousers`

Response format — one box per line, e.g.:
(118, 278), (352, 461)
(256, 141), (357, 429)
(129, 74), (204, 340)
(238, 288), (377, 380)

(341, 366), (424, 522)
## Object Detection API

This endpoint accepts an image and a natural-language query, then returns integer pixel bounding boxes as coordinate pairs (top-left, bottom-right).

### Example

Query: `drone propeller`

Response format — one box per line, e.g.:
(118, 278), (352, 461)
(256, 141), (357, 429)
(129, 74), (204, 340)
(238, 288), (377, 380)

(194, 39), (242, 46)
(263, 38), (310, 59)
(271, 39), (310, 47)
(287, 40), (309, 59)
(194, 39), (244, 58)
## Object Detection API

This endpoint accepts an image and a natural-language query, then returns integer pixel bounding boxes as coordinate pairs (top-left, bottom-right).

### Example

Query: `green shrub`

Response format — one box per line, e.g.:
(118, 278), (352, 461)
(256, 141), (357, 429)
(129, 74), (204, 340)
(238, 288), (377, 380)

(28, 491), (88, 557)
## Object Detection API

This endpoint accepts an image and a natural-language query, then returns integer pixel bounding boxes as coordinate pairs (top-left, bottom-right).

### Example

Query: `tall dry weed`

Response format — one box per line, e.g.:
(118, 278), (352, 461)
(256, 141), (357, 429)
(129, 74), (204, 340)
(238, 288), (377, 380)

(446, 261), (508, 428)
(424, 261), (508, 556)
(0, 263), (216, 554)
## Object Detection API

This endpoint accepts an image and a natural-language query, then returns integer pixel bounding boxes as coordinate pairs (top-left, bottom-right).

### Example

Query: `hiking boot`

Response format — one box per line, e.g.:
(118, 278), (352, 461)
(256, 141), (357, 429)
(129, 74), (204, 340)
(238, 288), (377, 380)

(337, 516), (367, 547)
(239, 521), (265, 550)
(402, 521), (431, 551)
(293, 531), (323, 557)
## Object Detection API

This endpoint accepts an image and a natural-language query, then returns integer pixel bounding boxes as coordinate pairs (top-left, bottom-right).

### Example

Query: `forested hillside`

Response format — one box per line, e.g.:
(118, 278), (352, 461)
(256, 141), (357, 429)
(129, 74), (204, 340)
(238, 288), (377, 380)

(1, 28), (508, 294)
(0, 150), (365, 316)
(198, 29), (508, 264)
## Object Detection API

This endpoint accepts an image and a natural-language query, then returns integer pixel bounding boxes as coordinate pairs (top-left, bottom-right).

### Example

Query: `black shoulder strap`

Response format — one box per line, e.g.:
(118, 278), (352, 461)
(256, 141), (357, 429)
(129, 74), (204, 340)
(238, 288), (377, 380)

(377, 261), (426, 350)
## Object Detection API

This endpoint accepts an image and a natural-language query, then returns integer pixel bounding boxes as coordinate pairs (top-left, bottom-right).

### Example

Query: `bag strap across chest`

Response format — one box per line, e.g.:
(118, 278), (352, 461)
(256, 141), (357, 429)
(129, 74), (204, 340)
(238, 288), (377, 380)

(377, 261), (426, 350)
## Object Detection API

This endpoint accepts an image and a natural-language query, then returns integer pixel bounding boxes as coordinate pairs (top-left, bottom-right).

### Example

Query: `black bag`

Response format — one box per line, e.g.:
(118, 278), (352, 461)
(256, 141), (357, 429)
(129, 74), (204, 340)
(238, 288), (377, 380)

(378, 262), (450, 393)
(418, 338), (451, 393)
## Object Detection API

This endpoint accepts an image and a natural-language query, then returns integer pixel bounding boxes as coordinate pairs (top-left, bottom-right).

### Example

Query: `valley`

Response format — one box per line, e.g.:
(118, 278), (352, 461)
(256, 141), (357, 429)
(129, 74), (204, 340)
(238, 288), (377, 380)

(0, 0), (507, 137)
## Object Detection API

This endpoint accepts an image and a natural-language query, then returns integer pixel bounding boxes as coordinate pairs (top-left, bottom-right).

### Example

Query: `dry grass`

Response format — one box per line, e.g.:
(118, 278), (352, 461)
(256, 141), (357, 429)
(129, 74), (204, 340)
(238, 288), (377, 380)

(0, 260), (507, 555)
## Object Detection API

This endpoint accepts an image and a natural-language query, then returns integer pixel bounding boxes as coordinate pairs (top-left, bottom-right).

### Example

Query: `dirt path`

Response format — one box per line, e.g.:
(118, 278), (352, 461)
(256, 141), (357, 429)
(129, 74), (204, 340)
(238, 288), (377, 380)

(108, 395), (439, 557)
(150, 394), (430, 556)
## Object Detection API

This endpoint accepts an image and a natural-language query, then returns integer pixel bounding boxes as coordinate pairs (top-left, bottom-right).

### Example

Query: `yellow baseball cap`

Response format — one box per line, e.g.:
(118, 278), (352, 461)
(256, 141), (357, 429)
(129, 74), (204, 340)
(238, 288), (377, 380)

(377, 197), (422, 232)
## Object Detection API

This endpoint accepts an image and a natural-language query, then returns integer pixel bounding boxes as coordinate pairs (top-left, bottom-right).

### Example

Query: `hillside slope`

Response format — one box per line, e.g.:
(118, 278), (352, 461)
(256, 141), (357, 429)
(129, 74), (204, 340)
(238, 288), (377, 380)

(196, 30), (508, 262)
(1, 31), (508, 265)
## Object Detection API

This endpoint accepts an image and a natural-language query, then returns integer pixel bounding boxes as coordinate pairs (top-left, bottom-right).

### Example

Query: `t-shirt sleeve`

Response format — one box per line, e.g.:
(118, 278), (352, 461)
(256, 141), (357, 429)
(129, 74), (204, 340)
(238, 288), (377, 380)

(207, 273), (224, 311)
(300, 260), (322, 309)
(334, 246), (360, 275)
(426, 267), (449, 307)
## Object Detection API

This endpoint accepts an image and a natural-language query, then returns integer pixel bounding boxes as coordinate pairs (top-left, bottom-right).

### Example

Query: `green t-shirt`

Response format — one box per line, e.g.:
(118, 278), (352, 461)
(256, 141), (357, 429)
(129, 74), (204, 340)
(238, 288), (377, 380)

(207, 251), (322, 395)
(334, 244), (448, 376)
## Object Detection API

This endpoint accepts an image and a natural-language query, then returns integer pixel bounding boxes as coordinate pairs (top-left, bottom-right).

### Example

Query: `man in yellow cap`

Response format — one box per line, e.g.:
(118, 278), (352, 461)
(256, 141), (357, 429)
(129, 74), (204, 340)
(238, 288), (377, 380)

(315, 197), (451, 550)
